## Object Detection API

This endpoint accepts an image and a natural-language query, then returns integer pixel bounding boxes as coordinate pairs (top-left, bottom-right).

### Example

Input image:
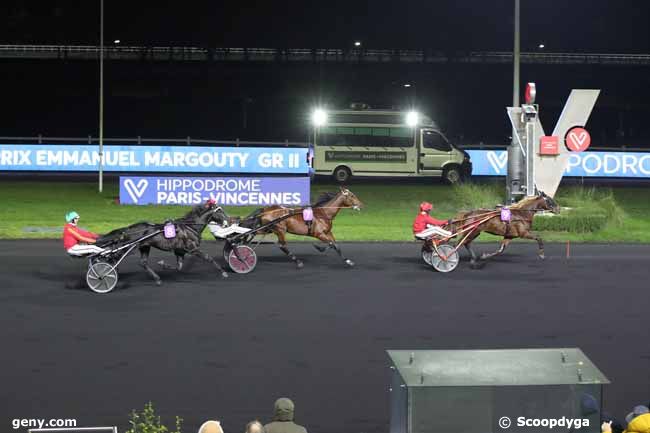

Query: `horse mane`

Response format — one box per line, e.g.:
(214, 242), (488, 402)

(311, 191), (338, 208)
(510, 195), (542, 209)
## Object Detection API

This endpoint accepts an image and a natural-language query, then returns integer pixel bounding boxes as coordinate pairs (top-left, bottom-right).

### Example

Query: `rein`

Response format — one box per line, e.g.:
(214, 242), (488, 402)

(450, 207), (549, 225)
(101, 210), (221, 240)
(253, 204), (356, 220)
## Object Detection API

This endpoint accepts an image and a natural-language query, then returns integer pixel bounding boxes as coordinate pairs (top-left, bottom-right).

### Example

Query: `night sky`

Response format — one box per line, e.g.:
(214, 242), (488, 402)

(3, 1), (650, 52)
(1, 1), (650, 144)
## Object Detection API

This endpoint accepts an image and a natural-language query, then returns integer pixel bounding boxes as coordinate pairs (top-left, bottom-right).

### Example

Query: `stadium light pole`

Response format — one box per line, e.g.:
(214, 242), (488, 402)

(513, 0), (520, 109)
(98, 0), (104, 193)
(507, 0), (524, 203)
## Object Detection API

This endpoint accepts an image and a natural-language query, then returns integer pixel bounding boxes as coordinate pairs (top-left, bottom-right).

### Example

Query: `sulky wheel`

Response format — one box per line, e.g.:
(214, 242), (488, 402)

(430, 244), (460, 273)
(86, 261), (119, 294)
(227, 245), (257, 274)
(223, 244), (232, 264)
(421, 245), (433, 265)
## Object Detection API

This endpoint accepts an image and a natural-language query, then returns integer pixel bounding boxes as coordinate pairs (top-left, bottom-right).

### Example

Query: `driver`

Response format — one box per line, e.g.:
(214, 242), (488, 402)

(413, 202), (451, 238)
(63, 211), (105, 256)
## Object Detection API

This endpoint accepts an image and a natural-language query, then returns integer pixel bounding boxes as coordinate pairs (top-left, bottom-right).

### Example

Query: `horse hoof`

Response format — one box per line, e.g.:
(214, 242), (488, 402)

(345, 259), (355, 267)
(221, 272), (229, 279)
(157, 260), (165, 267)
(539, 254), (546, 260)
(470, 261), (485, 270)
(313, 244), (326, 253)
(480, 253), (489, 260)
(296, 261), (304, 269)
(155, 280), (162, 286)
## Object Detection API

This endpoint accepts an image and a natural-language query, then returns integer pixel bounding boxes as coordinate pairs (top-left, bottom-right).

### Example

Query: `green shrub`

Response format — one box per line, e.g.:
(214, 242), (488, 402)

(126, 402), (183, 433)
(534, 212), (608, 233)
(535, 186), (625, 233)
(452, 182), (504, 210)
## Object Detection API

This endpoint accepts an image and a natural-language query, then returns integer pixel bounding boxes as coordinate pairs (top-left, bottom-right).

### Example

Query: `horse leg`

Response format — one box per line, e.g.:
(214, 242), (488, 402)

(462, 235), (485, 269)
(521, 231), (545, 259)
(481, 238), (512, 260)
(139, 246), (162, 286)
(275, 229), (304, 268)
(189, 248), (229, 278)
(318, 233), (354, 267)
(157, 253), (184, 271)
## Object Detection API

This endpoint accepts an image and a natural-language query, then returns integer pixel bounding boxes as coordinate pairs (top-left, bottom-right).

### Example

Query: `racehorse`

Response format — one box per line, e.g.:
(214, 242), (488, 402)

(241, 187), (363, 268)
(449, 191), (560, 268)
(98, 200), (229, 285)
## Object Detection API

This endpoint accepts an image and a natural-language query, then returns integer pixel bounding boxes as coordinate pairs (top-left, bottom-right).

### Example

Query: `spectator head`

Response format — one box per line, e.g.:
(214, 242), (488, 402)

(273, 397), (295, 422)
(199, 420), (224, 433)
(625, 406), (649, 424)
(246, 420), (263, 433)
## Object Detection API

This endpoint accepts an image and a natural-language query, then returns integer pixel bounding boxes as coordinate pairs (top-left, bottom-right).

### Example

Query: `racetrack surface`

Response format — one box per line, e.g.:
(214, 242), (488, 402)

(1, 241), (649, 433)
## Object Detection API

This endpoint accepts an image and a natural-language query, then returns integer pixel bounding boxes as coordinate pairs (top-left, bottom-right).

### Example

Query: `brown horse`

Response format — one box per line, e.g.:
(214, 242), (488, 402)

(244, 188), (363, 268)
(449, 191), (560, 268)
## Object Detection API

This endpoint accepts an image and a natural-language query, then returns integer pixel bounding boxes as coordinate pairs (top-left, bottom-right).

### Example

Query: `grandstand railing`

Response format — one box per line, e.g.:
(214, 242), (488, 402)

(0, 136), (646, 152)
(2, 44), (650, 65)
(0, 136), (308, 147)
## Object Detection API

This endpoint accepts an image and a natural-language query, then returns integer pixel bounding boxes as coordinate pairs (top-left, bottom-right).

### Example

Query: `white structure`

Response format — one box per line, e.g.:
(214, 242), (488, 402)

(507, 89), (600, 198)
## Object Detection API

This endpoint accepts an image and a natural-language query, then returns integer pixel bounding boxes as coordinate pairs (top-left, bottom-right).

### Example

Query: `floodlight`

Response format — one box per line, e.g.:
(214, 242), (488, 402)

(406, 111), (419, 127)
(312, 108), (328, 127)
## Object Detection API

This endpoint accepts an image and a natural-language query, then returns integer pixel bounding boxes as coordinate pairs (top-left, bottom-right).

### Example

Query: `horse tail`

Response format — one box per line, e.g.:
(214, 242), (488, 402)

(97, 222), (156, 247)
(449, 210), (470, 229)
(240, 207), (265, 229)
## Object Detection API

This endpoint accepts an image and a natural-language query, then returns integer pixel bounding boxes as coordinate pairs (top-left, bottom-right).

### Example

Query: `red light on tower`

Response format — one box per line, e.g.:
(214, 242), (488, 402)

(525, 83), (536, 105)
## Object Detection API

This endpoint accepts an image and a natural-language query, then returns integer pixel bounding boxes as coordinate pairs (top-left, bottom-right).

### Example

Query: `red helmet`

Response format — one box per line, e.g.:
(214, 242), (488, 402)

(419, 202), (433, 212)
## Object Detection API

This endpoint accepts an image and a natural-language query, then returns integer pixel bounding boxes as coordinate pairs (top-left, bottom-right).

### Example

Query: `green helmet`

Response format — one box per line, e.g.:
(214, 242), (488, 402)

(65, 211), (80, 223)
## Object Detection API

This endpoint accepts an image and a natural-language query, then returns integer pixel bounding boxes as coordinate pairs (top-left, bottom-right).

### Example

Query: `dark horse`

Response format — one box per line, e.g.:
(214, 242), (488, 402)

(240, 187), (363, 268)
(98, 200), (229, 285)
(449, 191), (560, 268)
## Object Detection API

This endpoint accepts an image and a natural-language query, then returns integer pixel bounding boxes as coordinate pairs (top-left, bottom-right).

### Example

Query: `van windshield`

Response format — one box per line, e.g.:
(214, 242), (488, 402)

(422, 130), (451, 152)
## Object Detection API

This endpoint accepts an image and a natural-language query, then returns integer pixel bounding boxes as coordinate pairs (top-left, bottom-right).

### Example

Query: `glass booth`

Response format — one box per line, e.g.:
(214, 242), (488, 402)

(388, 349), (609, 433)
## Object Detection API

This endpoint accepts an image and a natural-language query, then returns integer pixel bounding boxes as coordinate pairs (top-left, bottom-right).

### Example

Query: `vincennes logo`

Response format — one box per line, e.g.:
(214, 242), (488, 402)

(487, 151), (508, 174)
(569, 131), (588, 146)
(123, 178), (148, 203)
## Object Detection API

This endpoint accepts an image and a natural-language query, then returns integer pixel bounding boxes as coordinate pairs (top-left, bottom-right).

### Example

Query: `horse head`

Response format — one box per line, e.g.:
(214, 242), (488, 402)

(181, 200), (229, 228)
(338, 187), (363, 211)
(203, 201), (229, 225)
(538, 191), (560, 214)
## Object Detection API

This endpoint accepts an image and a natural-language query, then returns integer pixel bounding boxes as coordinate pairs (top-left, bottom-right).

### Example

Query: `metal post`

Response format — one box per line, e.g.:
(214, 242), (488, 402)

(525, 117), (536, 196)
(98, 0), (104, 193)
(507, 0), (525, 203)
(513, 0), (520, 109)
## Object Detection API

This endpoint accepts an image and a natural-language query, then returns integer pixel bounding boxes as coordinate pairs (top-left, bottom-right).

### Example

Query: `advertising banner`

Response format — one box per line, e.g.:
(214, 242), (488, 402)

(468, 150), (650, 178)
(120, 176), (310, 206)
(0, 144), (309, 174)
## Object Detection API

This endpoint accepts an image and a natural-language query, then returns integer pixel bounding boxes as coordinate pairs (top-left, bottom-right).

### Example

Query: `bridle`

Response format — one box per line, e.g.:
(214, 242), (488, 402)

(180, 206), (225, 235)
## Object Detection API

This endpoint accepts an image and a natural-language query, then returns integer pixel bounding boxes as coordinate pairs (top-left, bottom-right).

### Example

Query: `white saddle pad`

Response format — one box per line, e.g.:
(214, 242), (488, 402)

(415, 226), (452, 240)
(208, 222), (252, 239)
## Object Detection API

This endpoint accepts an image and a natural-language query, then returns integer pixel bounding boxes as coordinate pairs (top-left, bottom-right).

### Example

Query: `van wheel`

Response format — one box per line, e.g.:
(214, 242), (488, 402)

(442, 166), (462, 185)
(333, 166), (352, 184)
